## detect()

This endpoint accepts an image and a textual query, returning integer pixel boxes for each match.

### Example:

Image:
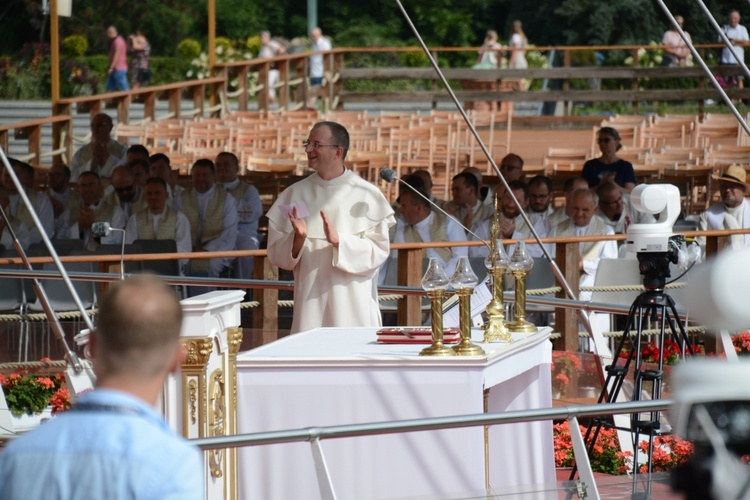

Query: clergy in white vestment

[698,165,750,252]
[104,166,146,220]
[125,177,192,273]
[550,188,618,302]
[65,171,126,251]
[267,121,395,334]
[3,159,54,246]
[528,175,555,234]
[149,154,182,210]
[472,180,541,258]
[392,185,468,277]
[216,152,263,279]
[69,113,127,182]
[445,172,494,234]
[596,182,655,236]
[547,177,589,232]
[177,159,238,279]
[46,164,82,239]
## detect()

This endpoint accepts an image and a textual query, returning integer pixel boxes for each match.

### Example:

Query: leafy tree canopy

[1,0,749,57]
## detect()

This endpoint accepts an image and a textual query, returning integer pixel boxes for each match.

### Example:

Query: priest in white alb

[267,122,395,334]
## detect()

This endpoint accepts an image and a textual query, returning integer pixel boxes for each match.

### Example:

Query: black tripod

[571,249,694,498]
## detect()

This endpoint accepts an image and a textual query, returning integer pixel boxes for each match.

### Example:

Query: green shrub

[178,38,202,59]
[245,35,261,58]
[62,35,88,57]
[402,50,429,68]
[215,36,233,56]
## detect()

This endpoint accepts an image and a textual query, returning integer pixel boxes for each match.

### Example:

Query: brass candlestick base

[452,287,485,356]
[420,289,456,356]
[483,268,511,343]
[505,269,538,333]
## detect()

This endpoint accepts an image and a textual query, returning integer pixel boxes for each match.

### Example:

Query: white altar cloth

[236,327,555,499]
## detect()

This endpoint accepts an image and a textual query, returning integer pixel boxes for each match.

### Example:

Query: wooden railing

[4,43,749,166]
[0,228,745,349]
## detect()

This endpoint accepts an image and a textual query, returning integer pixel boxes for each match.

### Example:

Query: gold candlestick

[420,258,455,356]
[450,256,485,356]
[420,289,456,356]
[483,194,511,343]
[506,241,538,333]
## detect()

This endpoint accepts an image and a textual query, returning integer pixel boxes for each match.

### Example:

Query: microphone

[89,222,127,280]
[379,167,491,251]
[91,221,114,237]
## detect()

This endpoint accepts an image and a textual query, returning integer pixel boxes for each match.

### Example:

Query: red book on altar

[376,327,461,344]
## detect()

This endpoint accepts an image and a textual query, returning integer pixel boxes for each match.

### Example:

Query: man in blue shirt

[0,276,204,500]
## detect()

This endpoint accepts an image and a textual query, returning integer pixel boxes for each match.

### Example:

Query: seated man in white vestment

[472,180,539,258]
[149,153,182,208]
[46,164,81,239]
[0,186,31,250]
[64,171,126,251]
[698,165,750,252]
[105,165,146,220]
[215,152,263,279]
[3,159,54,246]
[550,188,618,302]
[177,159,237,281]
[596,181,655,235]
[528,175,555,233]
[125,177,192,274]
[446,171,493,248]
[267,121,395,334]
[548,177,589,230]
[70,113,127,182]
[392,182,468,277]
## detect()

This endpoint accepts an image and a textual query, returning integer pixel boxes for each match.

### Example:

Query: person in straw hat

[699,165,750,251]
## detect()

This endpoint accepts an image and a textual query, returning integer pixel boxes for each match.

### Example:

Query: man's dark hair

[528,175,552,193]
[453,171,479,194]
[7,158,35,181]
[144,176,168,190]
[149,153,171,166]
[503,153,524,168]
[400,184,431,210]
[507,179,530,200]
[191,158,215,174]
[313,121,350,160]
[596,181,620,198]
[78,171,101,183]
[127,144,150,158]
[216,151,240,167]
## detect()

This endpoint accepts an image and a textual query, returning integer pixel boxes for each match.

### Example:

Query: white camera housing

[626,184,682,253]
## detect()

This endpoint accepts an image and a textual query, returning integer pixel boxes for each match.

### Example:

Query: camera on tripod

[626,184,684,289]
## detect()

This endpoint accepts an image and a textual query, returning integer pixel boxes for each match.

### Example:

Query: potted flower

[553,421,631,474]
[0,358,71,430]
[731,331,750,355]
[551,351,582,398]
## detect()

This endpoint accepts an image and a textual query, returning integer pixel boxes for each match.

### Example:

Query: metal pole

[0,150,95,334]
[393,0,594,335]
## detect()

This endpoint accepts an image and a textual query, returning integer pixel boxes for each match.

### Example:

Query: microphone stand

[393,0,594,337]
[0,149,94,384]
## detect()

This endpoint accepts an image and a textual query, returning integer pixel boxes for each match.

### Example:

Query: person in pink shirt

[106,26,130,91]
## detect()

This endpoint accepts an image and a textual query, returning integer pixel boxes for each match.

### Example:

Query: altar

[236,327,555,499]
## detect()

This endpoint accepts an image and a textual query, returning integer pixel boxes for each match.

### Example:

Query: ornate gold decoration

[483,194,511,343]
[208,368,226,478]
[188,379,198,424]
[182,337,213,367]
[227,327,243,355]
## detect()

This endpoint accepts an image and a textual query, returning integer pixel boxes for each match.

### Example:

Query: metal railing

[191,398,673,500]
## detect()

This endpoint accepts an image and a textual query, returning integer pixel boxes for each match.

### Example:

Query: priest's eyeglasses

[303,140,339,150]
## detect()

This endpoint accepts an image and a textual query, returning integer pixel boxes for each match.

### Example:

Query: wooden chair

[543,147,589,167]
